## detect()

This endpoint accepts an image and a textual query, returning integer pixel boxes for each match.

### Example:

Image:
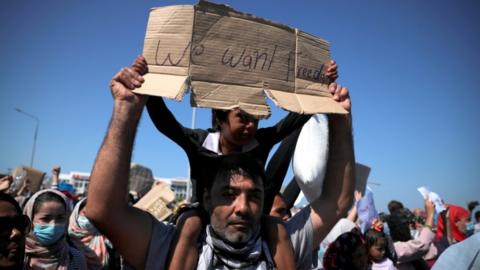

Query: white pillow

[292,114,329,203]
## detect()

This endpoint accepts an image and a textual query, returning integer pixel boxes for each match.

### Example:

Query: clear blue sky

[1,0,479,212]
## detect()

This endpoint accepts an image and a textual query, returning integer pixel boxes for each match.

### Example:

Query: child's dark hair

[32,191,66,218]
[211,109,229,131]
[365,228,397,264]
[365,228,386,250]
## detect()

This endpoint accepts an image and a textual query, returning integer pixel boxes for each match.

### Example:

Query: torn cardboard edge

[134,1,348,117]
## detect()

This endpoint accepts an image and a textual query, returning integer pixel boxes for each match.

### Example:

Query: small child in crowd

[365,219,397,270]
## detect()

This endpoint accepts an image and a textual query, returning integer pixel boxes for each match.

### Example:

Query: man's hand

[52,166,61,177]
[329,83,351,113]
[325,60,338,82]
[51,165,61,186]
[110,55,148,108]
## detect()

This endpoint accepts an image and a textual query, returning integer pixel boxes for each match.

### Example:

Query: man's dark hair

[388,200,404,214]
[204,153,266,193]
[0,192,22,215]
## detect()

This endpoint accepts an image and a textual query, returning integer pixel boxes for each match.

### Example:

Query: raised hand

[131,55,148,75]
[110,56,148,108]
[329,82,351,112]
[325,60,338,82]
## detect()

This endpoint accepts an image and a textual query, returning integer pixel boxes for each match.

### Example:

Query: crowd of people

[1,56,479,270]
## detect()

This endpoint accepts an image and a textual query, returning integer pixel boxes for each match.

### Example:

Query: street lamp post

[186,107,197,201]
[15,108,39,168]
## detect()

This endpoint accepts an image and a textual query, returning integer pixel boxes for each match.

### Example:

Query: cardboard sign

[355,163,371,195]
[134,181,175,221]
[134,1,347,117]
[11,166,45,193]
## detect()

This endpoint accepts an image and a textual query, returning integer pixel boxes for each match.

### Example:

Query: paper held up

[417,186,446,213]
[133,1,348,118]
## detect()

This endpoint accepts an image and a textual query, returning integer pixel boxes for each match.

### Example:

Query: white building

[155,177,189,202]
[59,171,90,196]
[58,171,189,201]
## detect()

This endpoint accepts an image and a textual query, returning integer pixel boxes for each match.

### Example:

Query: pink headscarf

[68,198,109,269]
[23,189,71,270]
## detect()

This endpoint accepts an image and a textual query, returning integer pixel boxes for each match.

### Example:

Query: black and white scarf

[197,225,275,269]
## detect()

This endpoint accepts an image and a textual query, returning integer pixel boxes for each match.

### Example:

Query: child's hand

[325,60,338,82]
[131,55,148,75]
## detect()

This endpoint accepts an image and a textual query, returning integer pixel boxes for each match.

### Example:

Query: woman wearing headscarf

[23,189,86,269]
[435,204,470,244]
[68,198,113,270]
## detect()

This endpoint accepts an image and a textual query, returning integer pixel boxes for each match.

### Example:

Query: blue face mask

[466,222,475,232]
[33,223,65,245]
[77,215,97,232]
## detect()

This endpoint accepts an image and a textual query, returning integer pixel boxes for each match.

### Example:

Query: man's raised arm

[309,83,355,249]
[84,56,153,269]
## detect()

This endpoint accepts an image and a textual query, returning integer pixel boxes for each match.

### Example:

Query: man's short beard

[210,221,253,246]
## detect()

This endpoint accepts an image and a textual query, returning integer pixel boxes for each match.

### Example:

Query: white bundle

[292,114,329,203]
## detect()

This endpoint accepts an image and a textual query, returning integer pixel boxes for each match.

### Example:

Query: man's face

[206,173,264,245]
[0,201,28,269]
[270,195,290,222]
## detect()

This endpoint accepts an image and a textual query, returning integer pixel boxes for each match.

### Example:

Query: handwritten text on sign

[152,41,330,84]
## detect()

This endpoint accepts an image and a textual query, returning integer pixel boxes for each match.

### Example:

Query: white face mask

[410,229,418,239]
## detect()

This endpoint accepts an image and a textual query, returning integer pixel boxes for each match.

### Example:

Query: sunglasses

[0,215,31,236]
